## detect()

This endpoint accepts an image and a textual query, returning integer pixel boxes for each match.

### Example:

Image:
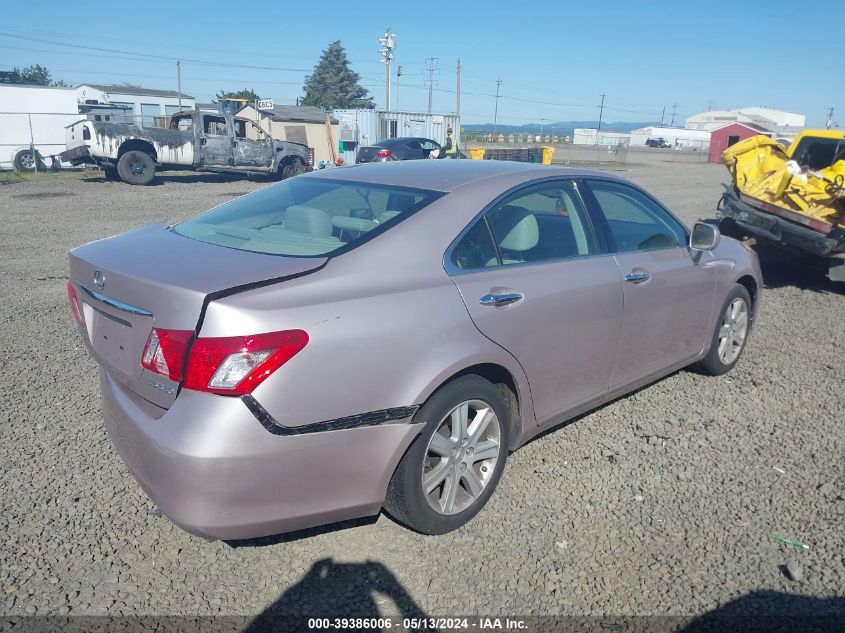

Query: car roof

[300,159,622,193]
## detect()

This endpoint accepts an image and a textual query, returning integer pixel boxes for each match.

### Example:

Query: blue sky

[1,0,842,127]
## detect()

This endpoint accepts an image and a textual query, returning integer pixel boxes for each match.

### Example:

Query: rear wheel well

[431,363,523,450]
[118,140,157,163]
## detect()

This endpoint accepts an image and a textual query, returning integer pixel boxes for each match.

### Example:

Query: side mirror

[690,222,721,251]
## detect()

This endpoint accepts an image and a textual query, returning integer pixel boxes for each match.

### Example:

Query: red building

[708,122,772,163]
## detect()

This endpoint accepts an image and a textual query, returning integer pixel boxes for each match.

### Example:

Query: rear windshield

[174,178,442,257]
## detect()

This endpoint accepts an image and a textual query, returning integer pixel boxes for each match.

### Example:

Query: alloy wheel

[422,399,501,515]
[717,297,748,365]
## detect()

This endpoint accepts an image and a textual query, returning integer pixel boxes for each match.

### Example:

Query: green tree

[302,41,374,110]
[215,88,260,103]
[11,64,65,86]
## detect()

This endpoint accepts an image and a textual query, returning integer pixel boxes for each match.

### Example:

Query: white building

[75,84,195,127]
[628,126,712,149]
[685,107,805,133]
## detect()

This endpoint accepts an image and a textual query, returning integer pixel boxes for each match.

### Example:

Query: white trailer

[0,84,82,171]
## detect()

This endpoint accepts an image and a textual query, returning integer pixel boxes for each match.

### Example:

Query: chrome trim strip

[78,284,153,316]
[242,396,418,436]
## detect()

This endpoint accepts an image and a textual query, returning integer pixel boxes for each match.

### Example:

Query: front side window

[174,179,441,257]
[450,180,595,270]
[586,180,687,253]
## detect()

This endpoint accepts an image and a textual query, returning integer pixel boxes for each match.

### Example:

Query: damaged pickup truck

[719,130,845,282]
[61,110,312,185]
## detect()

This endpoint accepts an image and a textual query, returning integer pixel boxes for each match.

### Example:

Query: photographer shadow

[680,590,845,633]
[245,558,435,633]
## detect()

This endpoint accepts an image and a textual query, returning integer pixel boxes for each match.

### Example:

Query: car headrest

[490,205,539,252]
[285,205,332,236]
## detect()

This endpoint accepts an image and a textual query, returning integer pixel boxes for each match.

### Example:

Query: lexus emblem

[93,270,106,289]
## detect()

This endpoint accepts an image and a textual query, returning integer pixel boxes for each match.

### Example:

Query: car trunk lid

[69,222,326,408]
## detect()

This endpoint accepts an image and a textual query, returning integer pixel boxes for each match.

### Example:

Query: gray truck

[62,109,312,185]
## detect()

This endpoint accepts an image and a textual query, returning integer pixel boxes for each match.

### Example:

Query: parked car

[67,161,761,540]
[356,136,465,163]
[61,110,311,185]
[645,137,671,148]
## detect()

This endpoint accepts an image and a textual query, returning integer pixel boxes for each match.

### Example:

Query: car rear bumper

[100,371,422,540]
[719,190,845,257]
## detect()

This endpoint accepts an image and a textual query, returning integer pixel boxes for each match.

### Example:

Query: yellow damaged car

[718,130,845,281]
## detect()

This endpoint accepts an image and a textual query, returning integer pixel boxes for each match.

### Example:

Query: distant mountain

[462,121,661,136]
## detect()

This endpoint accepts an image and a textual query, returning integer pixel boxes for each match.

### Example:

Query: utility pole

[176,60,182,109]
[456,59,462,117]
[456,59,462,147]
[827,107,835,129]
[670,102,678,127]
[597,92,606,132]
[378,29,396,111]
[396,65,403,111]
[493,77,502,139]
[660,106,666,126]
[705,100,714,112]
[425,57,438,114]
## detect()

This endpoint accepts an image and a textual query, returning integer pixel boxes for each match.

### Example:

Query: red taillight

[141,328,193,381]
[183,330,308,396]
[807,218,833,233]
[66,279,83,325]
[375,149,393,158]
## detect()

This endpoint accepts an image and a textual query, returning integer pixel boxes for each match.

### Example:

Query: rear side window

[586,180,687,253]
[174,178,441,257]
[451,180,595,270]
[451,220,498,269]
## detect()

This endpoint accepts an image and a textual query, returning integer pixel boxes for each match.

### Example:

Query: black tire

[280,157,307,180]
[116,150,156,185]
[13,149,44,173]
[695,284,753,376]
[384,375,510,534]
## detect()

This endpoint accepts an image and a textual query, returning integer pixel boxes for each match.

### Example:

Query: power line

[0,31,310,72]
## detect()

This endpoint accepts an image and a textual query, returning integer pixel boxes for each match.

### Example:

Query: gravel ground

[1,159,843,625]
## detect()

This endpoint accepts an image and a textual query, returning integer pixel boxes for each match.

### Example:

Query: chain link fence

[460,132,631,165]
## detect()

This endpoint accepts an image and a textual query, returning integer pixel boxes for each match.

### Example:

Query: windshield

[174,178,442,257]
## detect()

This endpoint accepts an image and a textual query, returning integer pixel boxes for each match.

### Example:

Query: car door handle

[479,292,524,307]
[624,271,651,284]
